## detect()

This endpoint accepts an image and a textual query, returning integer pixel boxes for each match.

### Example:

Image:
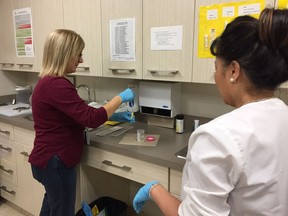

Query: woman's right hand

[118,88,134,103]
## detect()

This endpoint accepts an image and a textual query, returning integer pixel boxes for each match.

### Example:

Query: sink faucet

[76,84,91,103]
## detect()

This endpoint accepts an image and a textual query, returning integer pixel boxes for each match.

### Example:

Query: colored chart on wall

[277,0,288,8]
[198,0,265,58]
[13,7,34,57]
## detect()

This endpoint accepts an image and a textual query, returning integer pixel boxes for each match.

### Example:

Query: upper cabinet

[63,0,102,77]
[1,0,102,75]
[32,0,64,72]
[142,0,195,82]
[101,0,143,79]
[0,0,36,72]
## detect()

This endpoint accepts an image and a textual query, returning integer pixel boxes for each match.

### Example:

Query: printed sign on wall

[13,7,34,57]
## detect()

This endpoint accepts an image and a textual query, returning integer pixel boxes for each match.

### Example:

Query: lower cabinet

[1,124,184,216]
[80,146,183,216]
[82,146,169,188]
[169,169,182,199]
[81,146,170,216]
[0,122,17,205]
[14,126,45,216]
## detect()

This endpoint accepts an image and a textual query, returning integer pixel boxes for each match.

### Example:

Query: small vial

[176,114,184,134]
[137,129,145,142]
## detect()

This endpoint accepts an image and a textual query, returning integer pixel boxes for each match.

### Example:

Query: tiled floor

[0,198,30,216]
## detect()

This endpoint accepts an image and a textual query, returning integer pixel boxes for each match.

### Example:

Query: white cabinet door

[143,0,194,82]
[0,0,36,72]
[101,0,143,79]
[169,169,182,198]
[63,0,103,77]
[32,0,64,72]
[0,0,15,70]
[83,146,169,188]
[15,143,34,214]
[14,126,45,215]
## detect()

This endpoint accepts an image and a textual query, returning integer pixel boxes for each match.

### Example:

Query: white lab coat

[179,98,288,216]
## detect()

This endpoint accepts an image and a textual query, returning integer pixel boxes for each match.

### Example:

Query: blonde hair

[39,29,85,78]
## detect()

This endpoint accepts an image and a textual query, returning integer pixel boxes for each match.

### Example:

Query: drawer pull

[109,68,135,74]
[16,63,33,67]
[0,145,12,152]
[0,129,10,135]
[102,160,131,171]
[148,70,179,76]
[0,165,13,174]
[20,151,29,157]
[0,186,16,195]
[0,63,14,67]
[76,66,90,71]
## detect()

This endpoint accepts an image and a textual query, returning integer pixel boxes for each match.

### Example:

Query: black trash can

[75,196,127,216]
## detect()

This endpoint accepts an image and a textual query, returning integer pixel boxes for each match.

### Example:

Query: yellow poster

[198,0,265,58]
[277,0,288,8]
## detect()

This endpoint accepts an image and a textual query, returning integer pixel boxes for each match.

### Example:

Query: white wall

[0,70,28,96]
[2,71,288,119]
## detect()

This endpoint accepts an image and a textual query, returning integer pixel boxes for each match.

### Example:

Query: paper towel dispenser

[139,81,181,117]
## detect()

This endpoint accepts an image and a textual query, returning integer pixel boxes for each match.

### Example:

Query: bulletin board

[198,0,266,58]
[277,0,288,8]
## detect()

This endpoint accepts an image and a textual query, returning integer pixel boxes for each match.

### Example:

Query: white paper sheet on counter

[0,103,32,117]
[119,133,160,146]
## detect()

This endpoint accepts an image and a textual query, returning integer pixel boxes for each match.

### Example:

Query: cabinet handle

[20,151,29,157]
[109,68,135,74]
[0,144,12,152]
[102,160,131,171]
[0,129,10,135]
[0,63,14,66]
[0,186,16,195]
[76,66,90,71]
[16,63,33,67]
[0,165,14,174]
[148,70,179,76]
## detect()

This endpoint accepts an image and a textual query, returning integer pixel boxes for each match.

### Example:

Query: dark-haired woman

[133,8,288,216]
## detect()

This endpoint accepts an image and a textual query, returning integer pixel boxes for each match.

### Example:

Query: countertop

[86,121,189,171]
[0,111,211,171]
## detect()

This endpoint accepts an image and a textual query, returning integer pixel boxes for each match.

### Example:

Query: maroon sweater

[29,76,107,168]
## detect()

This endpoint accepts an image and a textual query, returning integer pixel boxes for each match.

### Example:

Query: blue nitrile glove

[118,88,134,103]
[81,201,92,216]
[133,180,160,214]
[110,111,135,123]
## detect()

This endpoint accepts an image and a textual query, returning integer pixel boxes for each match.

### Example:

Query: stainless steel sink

[175,145,188,160]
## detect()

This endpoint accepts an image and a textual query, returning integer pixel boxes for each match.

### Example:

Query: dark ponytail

[211,8,288,90]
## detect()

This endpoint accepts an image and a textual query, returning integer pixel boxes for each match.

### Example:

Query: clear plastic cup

[137,129,145,142]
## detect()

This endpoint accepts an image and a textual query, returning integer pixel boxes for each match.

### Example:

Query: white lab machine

[139,81,181,118]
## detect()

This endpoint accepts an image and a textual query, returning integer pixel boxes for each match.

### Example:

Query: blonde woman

[29,29,134,216]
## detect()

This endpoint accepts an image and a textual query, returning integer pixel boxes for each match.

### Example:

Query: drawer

[0,158,17,185]
[0,122,14,141]
[14,126,35,147]
[170,169,182,196]
[83,146,169,189]
[0,139,15,163]
[0,179,18,204]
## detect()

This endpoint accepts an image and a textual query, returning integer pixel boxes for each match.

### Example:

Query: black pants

[31,155,77,216]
